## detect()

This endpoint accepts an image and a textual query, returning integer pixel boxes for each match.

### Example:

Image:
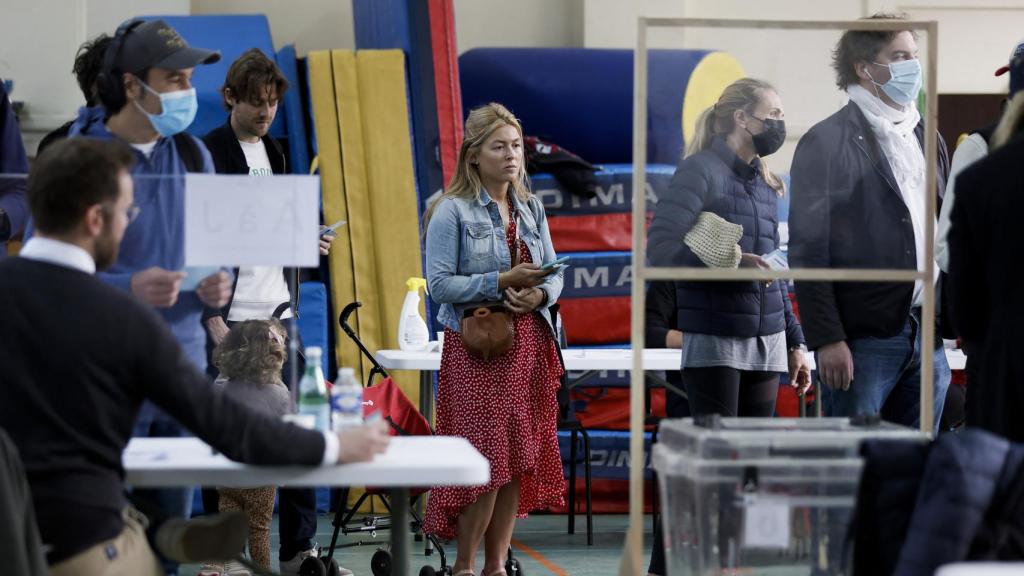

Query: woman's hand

[740,253,773,288]
[499,263,556,290]
[740,253,770,269]
[504,287,545,314]
[788,347,813,395]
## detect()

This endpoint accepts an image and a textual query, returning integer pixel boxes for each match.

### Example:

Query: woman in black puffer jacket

[647,77,810,419]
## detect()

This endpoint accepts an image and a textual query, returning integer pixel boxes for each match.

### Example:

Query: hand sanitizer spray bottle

[398,277,429,351]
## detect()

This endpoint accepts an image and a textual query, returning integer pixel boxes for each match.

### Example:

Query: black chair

[549,304,594,545]
[559,407,593,545]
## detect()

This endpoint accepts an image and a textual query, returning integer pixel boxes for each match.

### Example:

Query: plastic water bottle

[331,367,364,431]
[297,347,330,431]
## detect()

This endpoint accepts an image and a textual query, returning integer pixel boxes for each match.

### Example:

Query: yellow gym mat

[309,49,424,405]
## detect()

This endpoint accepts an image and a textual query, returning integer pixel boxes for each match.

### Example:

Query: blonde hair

[991,91,1024,150]
[686,78,786,196]
[423,102,532,227]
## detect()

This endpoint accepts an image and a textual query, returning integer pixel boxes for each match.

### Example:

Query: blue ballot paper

[180,266,221,291]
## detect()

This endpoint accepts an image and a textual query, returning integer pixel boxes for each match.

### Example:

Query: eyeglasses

[103,202,141,224]
[126,204,141,224]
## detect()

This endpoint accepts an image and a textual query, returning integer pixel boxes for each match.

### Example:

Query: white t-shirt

[228,139,293,321]
[131,140,158,159]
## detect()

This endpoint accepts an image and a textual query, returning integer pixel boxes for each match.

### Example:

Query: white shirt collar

[19,237,97,274]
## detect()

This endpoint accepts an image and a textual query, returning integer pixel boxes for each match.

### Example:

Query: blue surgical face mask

[134,80,198,137]
[868,59,922,106]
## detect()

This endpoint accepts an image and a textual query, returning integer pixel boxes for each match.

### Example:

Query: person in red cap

[947,52,1024,441]
[937,40,1024,274]
[934,43,1024,432]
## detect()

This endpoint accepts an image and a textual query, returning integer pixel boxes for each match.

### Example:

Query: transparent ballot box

[652,417,927,575]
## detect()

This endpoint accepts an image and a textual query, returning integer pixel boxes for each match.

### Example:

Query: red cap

[996,40,1024,76]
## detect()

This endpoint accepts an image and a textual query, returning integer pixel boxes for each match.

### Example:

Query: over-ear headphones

[95,18,145,112]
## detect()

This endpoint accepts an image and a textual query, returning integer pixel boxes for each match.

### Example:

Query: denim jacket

[425,190,563,333]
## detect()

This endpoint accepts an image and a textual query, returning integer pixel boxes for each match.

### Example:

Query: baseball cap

[115,19,220,74]
[994,38,1024,76]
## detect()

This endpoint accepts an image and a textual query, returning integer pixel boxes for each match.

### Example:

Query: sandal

[453,570,476,576]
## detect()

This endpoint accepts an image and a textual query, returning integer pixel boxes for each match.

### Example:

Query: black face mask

[746,117,786,157]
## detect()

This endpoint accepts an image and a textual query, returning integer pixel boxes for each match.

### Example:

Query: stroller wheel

[418,565,437,576]
[322,556,342,576]
[506,556,523,575]
[371,548,392,576]
[299,555,327,576]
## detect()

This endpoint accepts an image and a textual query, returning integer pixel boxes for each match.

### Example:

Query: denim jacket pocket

[464,222,495,262]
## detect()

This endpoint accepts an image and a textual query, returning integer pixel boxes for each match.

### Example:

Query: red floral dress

[423,198,566,540]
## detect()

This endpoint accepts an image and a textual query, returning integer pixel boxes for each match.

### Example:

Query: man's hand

[131,267,186,308]
[504,287,544,314]
[788,348,813,395]
[818,340,854,391]
[337,420,391,463]
[319,233,335,256]
[205,316,231,346]
[196,271,232,308]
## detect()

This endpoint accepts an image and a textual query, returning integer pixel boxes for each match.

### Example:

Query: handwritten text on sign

[185,174,320,267]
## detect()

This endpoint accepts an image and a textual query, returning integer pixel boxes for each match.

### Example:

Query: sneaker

[197,563,224,576]
[224,559,252,576]
[153,512,249,564]
[278,546,355,576]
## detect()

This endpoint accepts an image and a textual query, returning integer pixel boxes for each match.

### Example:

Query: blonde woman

[423,103,564,576]
[648,78,810,422]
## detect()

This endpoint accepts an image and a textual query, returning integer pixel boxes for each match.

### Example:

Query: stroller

[307,302,524,576]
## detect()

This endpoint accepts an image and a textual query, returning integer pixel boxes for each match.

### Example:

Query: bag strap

[173,133,204,173]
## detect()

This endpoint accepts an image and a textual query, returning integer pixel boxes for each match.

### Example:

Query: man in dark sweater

[202,48,336,575]
[0,138,390,575]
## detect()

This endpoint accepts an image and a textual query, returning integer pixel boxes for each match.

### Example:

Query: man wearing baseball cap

[49,18,233,575]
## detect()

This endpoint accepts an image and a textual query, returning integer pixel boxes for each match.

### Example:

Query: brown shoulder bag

[460,212,519,360]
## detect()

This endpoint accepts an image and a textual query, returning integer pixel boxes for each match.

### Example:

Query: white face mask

[867,59,923,106]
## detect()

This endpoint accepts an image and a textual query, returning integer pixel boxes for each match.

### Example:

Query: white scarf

[846,84,934,305]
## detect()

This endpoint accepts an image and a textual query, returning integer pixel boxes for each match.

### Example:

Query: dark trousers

[648,367,779,575]
[648,373,689,576]
[0,430,48,576]
[683,367,779,417]
[203,317,318,559]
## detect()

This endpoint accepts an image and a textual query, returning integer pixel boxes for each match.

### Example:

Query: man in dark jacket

[789,15,950,429]
[0,137,389,576]
[202,48,338,576]
[0,79,28,250]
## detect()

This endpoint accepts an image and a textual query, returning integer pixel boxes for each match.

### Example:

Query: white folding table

[378,347,966,420]
[376,347,685,421]
[123,435,489,575]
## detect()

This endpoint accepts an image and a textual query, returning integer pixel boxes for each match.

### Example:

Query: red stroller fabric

[361,376,432,495]
[362,376,433,438]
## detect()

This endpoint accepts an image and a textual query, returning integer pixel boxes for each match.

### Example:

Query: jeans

[820,309,950,433]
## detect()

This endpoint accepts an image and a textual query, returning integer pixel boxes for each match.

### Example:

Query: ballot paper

[185,174,320,267]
